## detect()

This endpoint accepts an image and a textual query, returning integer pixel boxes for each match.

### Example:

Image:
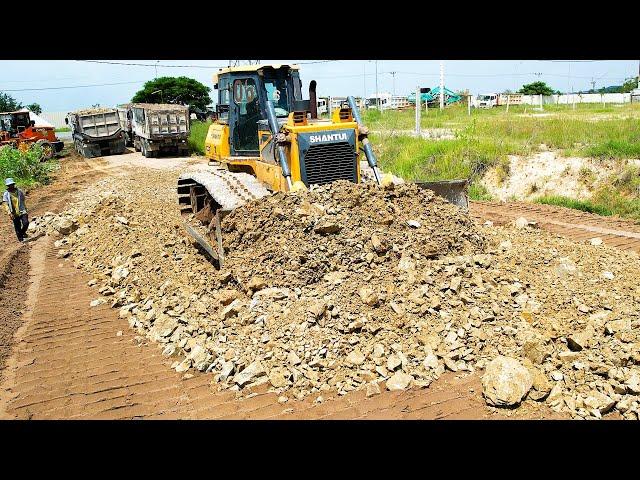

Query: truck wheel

[35,140,54,160]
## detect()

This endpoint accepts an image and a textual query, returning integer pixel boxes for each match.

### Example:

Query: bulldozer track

[470,201,640,254]
[208,168,261,204]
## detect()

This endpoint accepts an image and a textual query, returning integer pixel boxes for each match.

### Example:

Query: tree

[131,76,211,111]
[26,103,42,114]
[621,77,639,93]
[518,81,555,96]
[0,92,22,112]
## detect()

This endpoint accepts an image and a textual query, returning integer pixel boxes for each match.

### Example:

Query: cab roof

[212,64,299,84]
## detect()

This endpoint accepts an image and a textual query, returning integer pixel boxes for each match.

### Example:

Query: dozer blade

[183,222,219,264]
[413,179,469,210]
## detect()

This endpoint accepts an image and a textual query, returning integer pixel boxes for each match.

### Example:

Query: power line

[76,60,337,69]
[1,80,147,92]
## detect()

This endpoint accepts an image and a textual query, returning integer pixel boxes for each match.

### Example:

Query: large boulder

[482,356,533,407]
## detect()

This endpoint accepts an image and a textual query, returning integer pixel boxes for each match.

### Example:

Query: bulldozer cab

[215,65,304,156]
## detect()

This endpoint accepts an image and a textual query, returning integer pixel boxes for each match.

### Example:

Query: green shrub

[0,145,55,186]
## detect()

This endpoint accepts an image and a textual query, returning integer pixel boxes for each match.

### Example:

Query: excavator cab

[0,110,63,159]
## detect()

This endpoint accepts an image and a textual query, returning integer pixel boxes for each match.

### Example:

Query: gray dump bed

[131,103,189,139]
[70,108,122,139]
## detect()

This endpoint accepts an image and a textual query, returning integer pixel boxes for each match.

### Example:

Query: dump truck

[476,93,522,108]
[176,64,468,266]
[126,103,190,158]
[117,104,134,147]
[66,108,127,158]
[0,110,63,160]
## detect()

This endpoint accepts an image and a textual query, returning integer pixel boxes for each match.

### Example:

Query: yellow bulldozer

[177,63,468,265]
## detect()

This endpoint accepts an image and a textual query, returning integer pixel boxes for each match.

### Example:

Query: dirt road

[5,151,636,419]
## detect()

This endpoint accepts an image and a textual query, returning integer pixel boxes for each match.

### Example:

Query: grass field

[188,120,211,155]
[362,103,640,205]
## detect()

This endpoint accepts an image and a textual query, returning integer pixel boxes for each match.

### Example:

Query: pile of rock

[42,168,640,419]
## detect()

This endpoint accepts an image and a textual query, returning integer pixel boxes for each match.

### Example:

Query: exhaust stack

[309,80,318,119]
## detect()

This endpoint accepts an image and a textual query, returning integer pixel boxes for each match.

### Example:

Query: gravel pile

[32,168,640,418]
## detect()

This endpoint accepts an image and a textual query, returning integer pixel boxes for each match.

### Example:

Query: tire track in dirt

[0,235,565,419]
[471,201,640,254]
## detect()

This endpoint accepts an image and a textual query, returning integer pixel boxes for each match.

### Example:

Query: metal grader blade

[413,179,469,210]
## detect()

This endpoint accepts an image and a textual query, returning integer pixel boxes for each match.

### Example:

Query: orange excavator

[0,110,63,160]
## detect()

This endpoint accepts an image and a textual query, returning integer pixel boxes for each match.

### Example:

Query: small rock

[514,217,529,229]
[558,351,581,362]
[269,370,289,388]
[115,216,129,225]
[605,319,631,335]
[175,359,191,373]
[247,276,267,292]
[522,340,549,365]
[407,220,421,228]
[590,237,603,246]
[449,277,462,293]
[366,382,381,397]
[423,353,439,370]
[601,271,614,280]
[577,304,591,314]
[287,351,302,366]
[387,354,402,372]
[222,300,241,319]
[567,330,591,351]
[278,395,288,404]
[346,349,366,366]
[116,330,123,337]
[219,361,235,381]
[583,391,615,414]
[233,361,266,387]
[551,371,564,382]
[372,344,385,358]
[386,372,413,391]
[314,217,341,234]
[358,287,379,306]
[625,371,640,395]
[90,299,105,307]
[499,240,512,251]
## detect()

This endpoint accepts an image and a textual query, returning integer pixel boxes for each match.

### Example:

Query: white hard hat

[5,178,15,186]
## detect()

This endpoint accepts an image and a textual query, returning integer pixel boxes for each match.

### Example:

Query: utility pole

[415,86,421,135]
[363,62,366,99]
[155,60,159,79]
[375,60,380,111]
[439,61,445,110]
[591,78,596,93]
[390,72,396,96]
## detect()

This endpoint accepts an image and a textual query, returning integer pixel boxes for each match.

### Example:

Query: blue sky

[0,60,637,112]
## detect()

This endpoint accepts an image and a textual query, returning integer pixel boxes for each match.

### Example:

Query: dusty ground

[2,148,639,419]
[0,236,564,419]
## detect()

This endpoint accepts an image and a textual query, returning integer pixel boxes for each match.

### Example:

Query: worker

[3,178,30,242]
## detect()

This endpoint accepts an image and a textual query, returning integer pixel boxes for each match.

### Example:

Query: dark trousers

[12,214,29,241]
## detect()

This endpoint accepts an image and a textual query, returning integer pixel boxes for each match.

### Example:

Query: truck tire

[35,139,54,161]
[143,141,155,158]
